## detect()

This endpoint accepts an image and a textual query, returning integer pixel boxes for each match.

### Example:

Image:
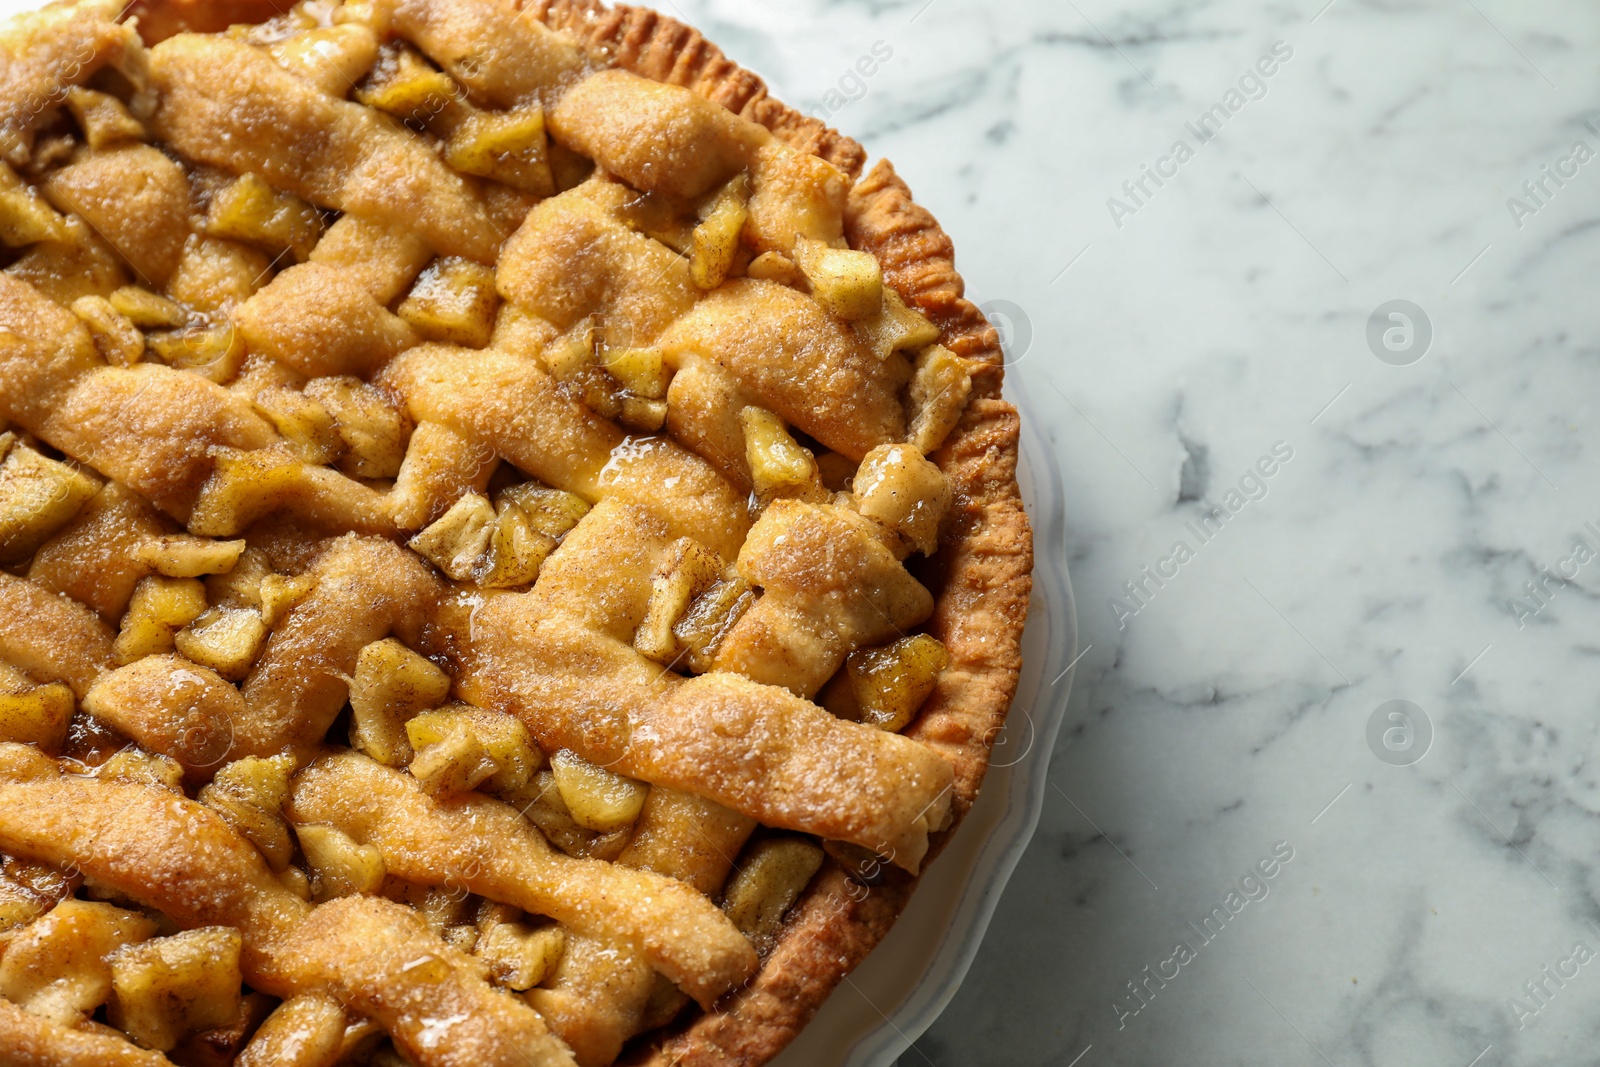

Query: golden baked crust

[530,0,868,182]
[490,5,1033,1063]
[626,403,1030,1067]
[0,0,1033,1063]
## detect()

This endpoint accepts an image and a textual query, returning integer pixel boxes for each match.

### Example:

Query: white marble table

[670,0,1600,1063]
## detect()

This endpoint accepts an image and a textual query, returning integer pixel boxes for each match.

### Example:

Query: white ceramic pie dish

[772,381,1076,1067]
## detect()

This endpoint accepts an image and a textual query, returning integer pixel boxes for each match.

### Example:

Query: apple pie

[0,0,1032,1063]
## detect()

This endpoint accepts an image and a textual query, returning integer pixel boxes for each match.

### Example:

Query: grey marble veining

[668,0,1600,1064]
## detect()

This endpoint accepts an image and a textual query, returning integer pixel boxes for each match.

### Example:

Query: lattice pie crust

[0,0,1032,1064]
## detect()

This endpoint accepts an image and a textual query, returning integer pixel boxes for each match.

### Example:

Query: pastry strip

[84,536,444,766]
[0,0,139,160]
[148,34,502,262]
[287,749,756,1008]
[388,0,587,106]
[0,996,174,1067]
[657,280,910,461]
[0,769,575,1067]
[382,344,749,560]
[447,500,954,870]
[0,572,115,699]
[528,787,755,1066]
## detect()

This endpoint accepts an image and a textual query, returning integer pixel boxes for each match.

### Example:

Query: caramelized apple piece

[0,438,101,564]
[0,679,72,752]
[303,375,412,479]
[792,234,883,321]
[235,993,346,1067]
[0,898,157,1026]
[406,703,542,798]
[672,573,756,675]
[740,407,824,505]
[134,535,247,578]
[634,537,725,666]
[205,546,273,610]
[549,749,649,833]
[476,501,555,589]
[601,347,670,401]
[199,754,297,871]
[114,576,207,664]
[847,633,950,733]
[720,837,824,945]
[851,442,951,555]
[174,605,268,682]
[347,637,452,767]
[443,105,554,198]
[498,483,590,539]
[296,823,386,901]
[509,769,600,858]
[690,173,750,291]
[108,927,244,1052]
[205,173,327,263]
[108,286,186,329]
[854,285,941,362]
[0,853,81,935]
[408,492,495,581]
[475,916,564,992]
[71,296,144,367]
[252,386,344,466]
[144,322,249,385]
[397,257,499,348]
[356,39,461,123]
[905,348,972,452]
[745,250,802,287]
[257,573,317,627]
[0,160,67,247]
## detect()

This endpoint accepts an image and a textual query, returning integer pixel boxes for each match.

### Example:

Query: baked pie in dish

[0,0,1032,1063]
